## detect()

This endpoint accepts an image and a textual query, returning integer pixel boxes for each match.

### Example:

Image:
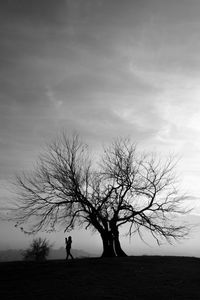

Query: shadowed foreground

[1,256,200,299]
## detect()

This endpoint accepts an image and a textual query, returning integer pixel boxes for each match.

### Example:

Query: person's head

[68,236,72,241]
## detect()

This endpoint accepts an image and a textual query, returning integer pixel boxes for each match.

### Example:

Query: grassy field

[1,256,200,299]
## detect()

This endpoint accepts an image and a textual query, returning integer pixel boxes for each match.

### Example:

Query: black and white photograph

[0,1,200,299]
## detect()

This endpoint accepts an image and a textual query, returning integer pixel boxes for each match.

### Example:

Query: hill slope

[1,256,200,299]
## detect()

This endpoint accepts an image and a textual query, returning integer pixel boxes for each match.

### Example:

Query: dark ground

[0,256,200,299]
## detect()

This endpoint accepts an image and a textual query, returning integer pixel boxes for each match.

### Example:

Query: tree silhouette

[13,134,190,257]
[22,237,51,261]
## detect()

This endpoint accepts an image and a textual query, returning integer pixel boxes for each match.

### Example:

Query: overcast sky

[0,0,200,256]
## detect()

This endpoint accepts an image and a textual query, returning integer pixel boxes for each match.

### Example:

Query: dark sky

[0,0,200,254]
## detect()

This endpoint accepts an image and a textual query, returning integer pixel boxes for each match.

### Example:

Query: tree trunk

[100,231,116,257]
[113,231,127,257]
[111,223,127,257]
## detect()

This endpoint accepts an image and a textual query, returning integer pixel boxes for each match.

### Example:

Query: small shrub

[23,237,51,262]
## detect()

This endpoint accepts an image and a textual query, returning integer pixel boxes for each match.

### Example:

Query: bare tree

[12,134,190,257]
[22,237,51,261]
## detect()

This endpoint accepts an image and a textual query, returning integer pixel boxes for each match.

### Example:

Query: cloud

[1,0,200,254]
[0,0,200,177]
[0,0,68,26]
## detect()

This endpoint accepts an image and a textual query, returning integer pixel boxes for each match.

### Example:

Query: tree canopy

[13,134,190,257]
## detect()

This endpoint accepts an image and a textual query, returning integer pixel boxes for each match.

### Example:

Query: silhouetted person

[65,236,74,260]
